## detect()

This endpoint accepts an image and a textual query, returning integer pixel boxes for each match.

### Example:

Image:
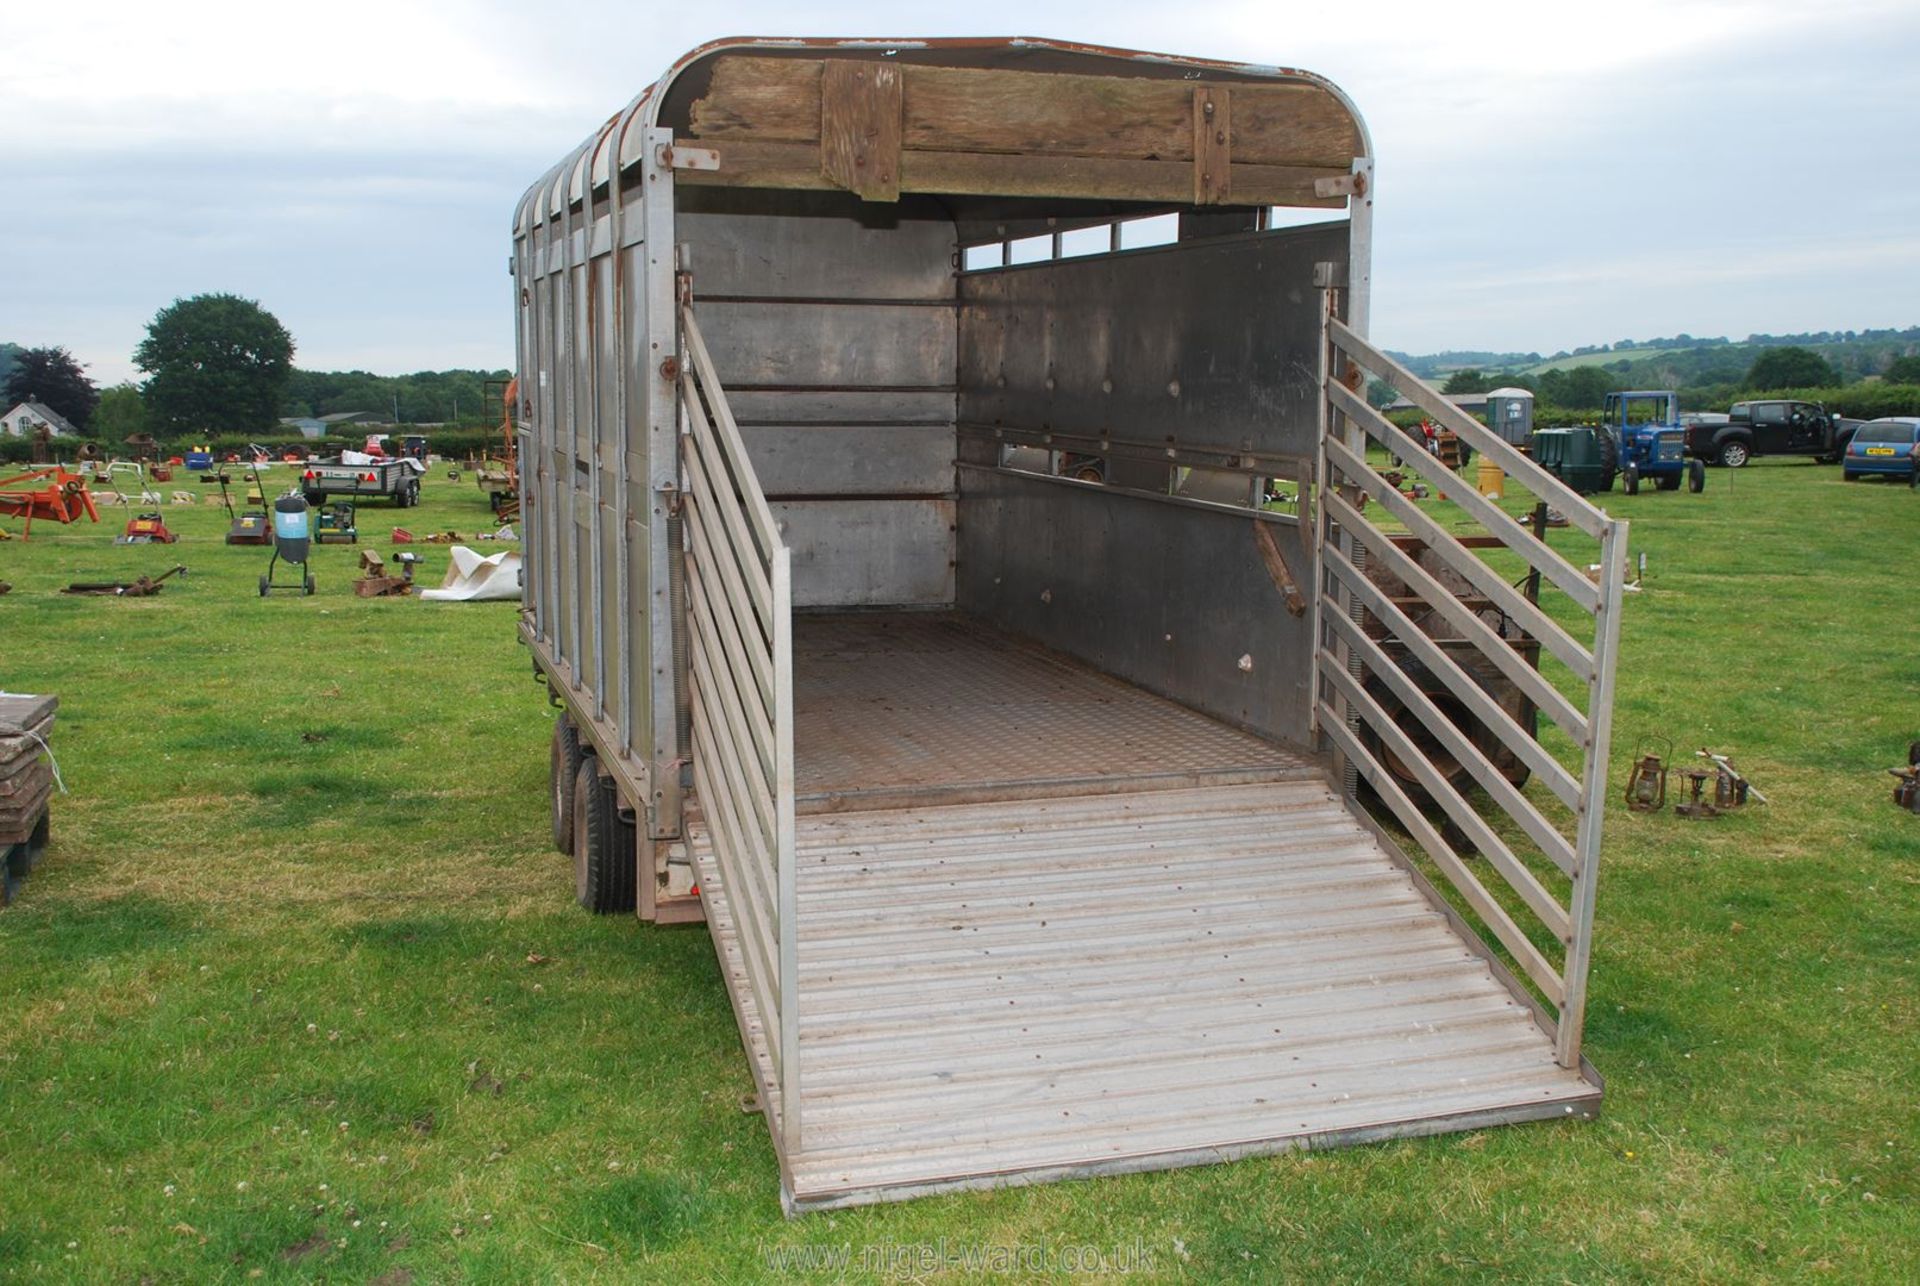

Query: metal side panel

[775,499,955,608]
[678,189,958,299]
[957,223,1347,460]
[728,389,958,426]
[698,300,955,390]
[956,467,1313,747]
[746,425,955,496]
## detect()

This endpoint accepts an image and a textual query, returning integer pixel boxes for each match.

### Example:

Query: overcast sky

[5,0,1917,383]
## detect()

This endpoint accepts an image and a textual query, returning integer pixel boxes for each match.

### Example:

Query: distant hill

[1392,327,1920,390]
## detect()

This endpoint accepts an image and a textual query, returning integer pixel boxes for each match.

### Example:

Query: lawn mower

[115,511,179,545]
[227,510,271,546]
[315,502,358,545]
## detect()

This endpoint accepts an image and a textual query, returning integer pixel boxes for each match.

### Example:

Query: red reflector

[304,470,315,479]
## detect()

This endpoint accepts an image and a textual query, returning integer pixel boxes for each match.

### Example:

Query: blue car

[1842,417,1920,485]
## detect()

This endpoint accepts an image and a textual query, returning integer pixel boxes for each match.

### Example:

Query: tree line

[1372,346,1920,413]
[4,295,510,455]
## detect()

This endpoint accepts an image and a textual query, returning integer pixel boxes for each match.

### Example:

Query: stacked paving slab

[0,693,56,906]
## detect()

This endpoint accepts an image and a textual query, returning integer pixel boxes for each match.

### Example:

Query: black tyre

[1596,428,1620,493]
[1843,469,1858,481]
[550,715,584,854]
[259,574,270,597]
[1360,671,1475,801]
[1688,459,1706,493]
[572,759,636,915]
[304,489,325,507]
[304,574,316,596]
[1719,440,1750,468]
[1623,463,1640,495]
[1357,650,1533,799]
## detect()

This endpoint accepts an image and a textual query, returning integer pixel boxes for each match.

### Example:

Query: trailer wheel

[1688,459,1706,493]
[573,760,636,914]
[550,715,585,853]
[1360,669,1475,798]
[1358,652,1533,807]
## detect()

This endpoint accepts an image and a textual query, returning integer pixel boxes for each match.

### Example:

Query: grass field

[1507,348,1673,378]
[1,459,1916,1282]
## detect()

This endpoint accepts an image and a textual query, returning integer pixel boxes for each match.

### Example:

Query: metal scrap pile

[0,694,58,906]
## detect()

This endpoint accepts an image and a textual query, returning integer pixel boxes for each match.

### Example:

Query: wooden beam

[903,63,1192,160]
[1193,86,1231,205]
[674,137,1345,207]
[689,55,821,144]
[819,60,903,202]
[1252,519,1306,617]
[686,55,1363,172]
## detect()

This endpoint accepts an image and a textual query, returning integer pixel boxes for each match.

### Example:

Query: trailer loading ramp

[687,614,1600,1211]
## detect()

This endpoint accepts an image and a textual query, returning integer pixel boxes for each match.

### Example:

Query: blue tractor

[1604,391,1706,494]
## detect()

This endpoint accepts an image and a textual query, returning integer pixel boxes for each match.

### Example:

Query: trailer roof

[518,37,1370,232]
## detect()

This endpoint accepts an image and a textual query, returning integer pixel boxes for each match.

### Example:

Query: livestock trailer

[512,37,1629,1212]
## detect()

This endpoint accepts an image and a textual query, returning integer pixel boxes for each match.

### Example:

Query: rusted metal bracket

[820,60,903,201]
[1313,172,1363,199]
[1253,521,1307,617]
[658,143,720,171]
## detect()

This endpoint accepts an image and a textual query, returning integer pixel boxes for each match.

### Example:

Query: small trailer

[513,37,1629,1212]
[299,456,425,508]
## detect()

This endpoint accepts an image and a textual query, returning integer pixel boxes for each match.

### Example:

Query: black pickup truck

[1685,399,1859,467]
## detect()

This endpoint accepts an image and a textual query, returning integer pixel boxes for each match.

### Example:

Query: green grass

[2,460,1918,1282]
[1507,347,1674,377]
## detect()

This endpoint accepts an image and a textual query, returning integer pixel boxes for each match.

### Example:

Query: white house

[1,401,79,438]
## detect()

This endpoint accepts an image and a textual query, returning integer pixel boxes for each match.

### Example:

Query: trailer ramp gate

[676,301,1618,1212]
[1314,308,1626,1074]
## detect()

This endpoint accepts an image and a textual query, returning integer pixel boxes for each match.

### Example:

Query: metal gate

[1313,304,1627,1070]
[678,301,800,1148]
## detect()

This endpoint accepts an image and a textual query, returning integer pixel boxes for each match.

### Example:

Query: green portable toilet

[1485,387,1534,447]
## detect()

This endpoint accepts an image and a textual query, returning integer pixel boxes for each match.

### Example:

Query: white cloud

[3,0,1918,372]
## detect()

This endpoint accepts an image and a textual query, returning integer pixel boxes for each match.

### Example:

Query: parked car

[1685,399,1858,467]
[1842,417,1920,485]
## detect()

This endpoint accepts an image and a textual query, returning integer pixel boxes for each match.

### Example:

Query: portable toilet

[1486,387,1535,446]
